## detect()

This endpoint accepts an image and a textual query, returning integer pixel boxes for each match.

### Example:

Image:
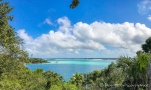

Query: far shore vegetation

[0,0,151,90]
[28,58,48,64]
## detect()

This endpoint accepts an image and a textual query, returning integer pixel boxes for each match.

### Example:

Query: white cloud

[148,15,151,21]
[137,0,151,14]
[44,19,53,25]
[17,17,151,58]
[57,16,71,34]
[17,29,33,42]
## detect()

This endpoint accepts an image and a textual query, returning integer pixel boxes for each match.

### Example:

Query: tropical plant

[142,37,151,53]
[116,54,150,90]
[69,72,84,89]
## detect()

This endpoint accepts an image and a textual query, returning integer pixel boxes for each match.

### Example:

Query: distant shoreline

[44,58,119,60]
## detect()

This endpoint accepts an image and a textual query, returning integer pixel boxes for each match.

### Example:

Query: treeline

[28,58,48,64]
[70,52,151,90]
[0,0,151,90]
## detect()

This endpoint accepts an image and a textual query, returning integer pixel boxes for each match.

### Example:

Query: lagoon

[26,59,116,81]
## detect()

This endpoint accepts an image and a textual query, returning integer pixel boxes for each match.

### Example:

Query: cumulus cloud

[148,15,151,21]
[44,19,53,25]
[57,16,72,34]
[137,0,151,14]
[17,30,33,42]
[17,17,151,58]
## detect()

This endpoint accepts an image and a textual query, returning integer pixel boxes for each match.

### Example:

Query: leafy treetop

[70,0,80,9]
[142,37,151,53]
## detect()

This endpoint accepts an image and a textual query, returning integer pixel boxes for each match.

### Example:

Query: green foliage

[81,54,150,90]
[50,83,77,90]
[69,72,84,87]
[70,0,80,9]
[117,54,150,90]
[0,0,25,57]
[43,70,64,90]
[137,52,151,70]
[0,80,21,90]
[62,83,77,90]
[50,85,62,90]
[142,37,151,53]
[28,58,48,64]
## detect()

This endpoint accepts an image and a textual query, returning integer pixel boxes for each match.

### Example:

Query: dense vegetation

[77,53,151,90]
[0,0,151,90]
[28,58,48,64]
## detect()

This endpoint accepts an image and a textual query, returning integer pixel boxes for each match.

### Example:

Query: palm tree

[117,54,150,90]
[70,72,84,88]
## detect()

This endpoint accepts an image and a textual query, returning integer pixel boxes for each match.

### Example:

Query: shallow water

[26,59,116,81]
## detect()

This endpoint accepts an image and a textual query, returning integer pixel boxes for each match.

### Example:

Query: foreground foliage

[70,53,150,90]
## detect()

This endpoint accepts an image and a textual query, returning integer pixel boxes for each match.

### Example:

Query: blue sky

[8,0,151,58]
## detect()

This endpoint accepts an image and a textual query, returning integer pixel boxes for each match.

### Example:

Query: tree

[142,36,151,90]
[43,71,64,90]
[142,37,151,53]
[0,0,29,63]
[70,0,80,9]
[100,62,124,90]
[0,0,25,56]
[114,55,149,90]
[0,1,31,89]
[69,72,84,89]
[70,0,151,9]
[0,0,27,79]
[0,0,29,78]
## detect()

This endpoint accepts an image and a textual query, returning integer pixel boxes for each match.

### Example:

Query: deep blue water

[26,59,116,81]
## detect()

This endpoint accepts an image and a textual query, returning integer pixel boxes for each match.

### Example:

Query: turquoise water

[26,59,115,81]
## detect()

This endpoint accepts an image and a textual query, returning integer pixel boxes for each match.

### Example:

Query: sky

[7,0,151,58]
